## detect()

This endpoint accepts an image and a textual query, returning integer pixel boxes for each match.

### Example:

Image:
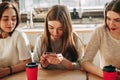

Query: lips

[53,35,59,38]
[110,28,116,31]
[53,37,59,39]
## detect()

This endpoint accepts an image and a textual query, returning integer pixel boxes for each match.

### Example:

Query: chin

[53,38,60,41]
[6,30,12,33]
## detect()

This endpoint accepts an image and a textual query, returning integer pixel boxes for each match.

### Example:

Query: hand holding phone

[45,53,64,64]
[40,54,49,68]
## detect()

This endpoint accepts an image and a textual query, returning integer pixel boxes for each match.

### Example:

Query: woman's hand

[40,55,49,68]
[46,53,63,65]
[0,67,10,78]
[116,71,120,80]
[116,75,120,80]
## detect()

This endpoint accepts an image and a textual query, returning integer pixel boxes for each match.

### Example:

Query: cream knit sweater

[82,25,120,68]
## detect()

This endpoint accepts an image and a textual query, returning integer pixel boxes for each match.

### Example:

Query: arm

[14,31,32,73]
[51,32,82,70]
[0,31,32,78]
[11,59,31,73]
[81,27,103,77]
[60,58,79,70]
[33,35,43,63]
[0,59,31,78]
[32,35,50,68]
[40,55,50,68]
[82,61,103,77]
[45,54,80,70]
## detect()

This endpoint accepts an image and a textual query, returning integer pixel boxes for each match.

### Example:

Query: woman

[33,5,84,70]
[81,0,120,78]
[0,2,31,78]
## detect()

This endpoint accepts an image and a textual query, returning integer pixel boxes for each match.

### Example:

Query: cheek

[116,23,120,28]
[106,20,110,26]
[48,29,52,34]
[59,31,63,36]
[0,22,5,29]
[13,21,17,25]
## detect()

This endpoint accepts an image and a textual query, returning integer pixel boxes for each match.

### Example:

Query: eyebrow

[114,18,120,20]
[48,24,54,27]
[107,16,120,20]
[2,15,16,18]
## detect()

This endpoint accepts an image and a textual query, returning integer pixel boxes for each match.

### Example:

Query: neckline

[51,38,62,53]
[107,29,120,42]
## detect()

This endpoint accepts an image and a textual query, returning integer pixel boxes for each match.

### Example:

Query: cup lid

[103,65,116,72]
[26,62,38,68]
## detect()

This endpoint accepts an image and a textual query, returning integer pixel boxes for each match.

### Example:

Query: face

[106,11,120,34]
[48,20,63,41]
[0,8,17,33]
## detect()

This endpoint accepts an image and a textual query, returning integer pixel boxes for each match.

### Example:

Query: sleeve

[81,27,101,63]
[72,32,84,69]
[16,31,31,60]
[32,35,42,63]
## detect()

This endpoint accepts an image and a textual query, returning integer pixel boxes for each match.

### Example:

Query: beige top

[82,25,120,68]
[33,32,84,69]
[0,29,31,68]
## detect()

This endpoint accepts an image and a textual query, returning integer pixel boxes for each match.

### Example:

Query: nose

[109,20,115,26]
[53,29,58,35]
[7,20,14,25]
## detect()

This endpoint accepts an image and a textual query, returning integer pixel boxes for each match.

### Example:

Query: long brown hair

[41,5,78,61]
[0,1,20,36]
[104,0,120,30]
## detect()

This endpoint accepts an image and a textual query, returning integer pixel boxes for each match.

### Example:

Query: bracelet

[8,66,12,75]
[72,62,80,69]
[86,72,89,80]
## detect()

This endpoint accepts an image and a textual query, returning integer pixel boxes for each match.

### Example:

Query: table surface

[1,69,103,80]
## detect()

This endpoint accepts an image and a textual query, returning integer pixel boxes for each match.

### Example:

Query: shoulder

[95,24,107,32]
[72,32,80,41]
[94,24,107,35]
[36,33,43,39]
[13,29,26,37]
[90,24,110,42]
[12,29,28,41]
[73,32,79,38]
[73,32,82,44]
[35,33,44,42]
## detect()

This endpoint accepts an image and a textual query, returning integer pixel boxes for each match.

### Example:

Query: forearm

[61,58,79,70]
[82,61,103,78]
[11,58,32,73]
[0,67,10,78]
[0,59,32,78]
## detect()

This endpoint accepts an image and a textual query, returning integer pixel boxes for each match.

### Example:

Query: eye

[114,18,120,22]
[107,17,111,21]
[58,27,63,31]
[12,18,16,21]
[48,25,54,29]
[12,16,17,21]
[3,19,8,21]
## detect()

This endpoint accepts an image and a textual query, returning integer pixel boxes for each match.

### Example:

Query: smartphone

[45,52,56,56]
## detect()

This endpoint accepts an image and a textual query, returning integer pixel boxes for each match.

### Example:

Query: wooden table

[1,69,103,80]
